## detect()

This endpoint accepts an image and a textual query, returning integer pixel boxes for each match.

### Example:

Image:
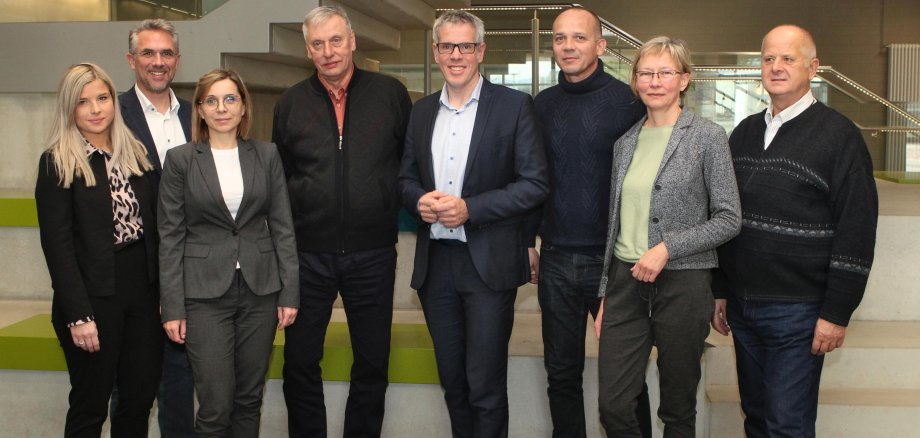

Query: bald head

[762,25,816,61]
[552,7,606,83]
[555,7,602,39]
[760,24,820,113]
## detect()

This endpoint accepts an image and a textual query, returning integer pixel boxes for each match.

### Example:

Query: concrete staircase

[1,1,919,436]
[703,181,920,437]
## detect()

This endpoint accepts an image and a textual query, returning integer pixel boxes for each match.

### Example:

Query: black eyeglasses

[436,42,479,55]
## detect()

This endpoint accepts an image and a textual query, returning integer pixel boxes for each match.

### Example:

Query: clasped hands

[418,190,469,228]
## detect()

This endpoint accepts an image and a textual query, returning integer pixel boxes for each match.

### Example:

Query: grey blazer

[599,109,741,295]
[158,139,299,321]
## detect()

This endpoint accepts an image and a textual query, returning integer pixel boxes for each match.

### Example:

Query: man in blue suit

[119,18,194,437]
[398,10,548,438]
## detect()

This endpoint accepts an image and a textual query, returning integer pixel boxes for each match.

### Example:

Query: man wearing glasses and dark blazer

[398,10,548,438]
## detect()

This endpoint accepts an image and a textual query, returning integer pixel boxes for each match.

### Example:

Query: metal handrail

[694,65,920,127]
[442,3,641,49]
[441,4,920,131]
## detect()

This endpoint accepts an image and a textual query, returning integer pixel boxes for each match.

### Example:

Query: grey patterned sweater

[713,102,878,326]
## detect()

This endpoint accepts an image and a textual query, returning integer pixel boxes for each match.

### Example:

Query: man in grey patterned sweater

[712,25,878,438]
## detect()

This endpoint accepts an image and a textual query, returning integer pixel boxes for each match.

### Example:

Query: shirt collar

[765,90,816,125]
[134,85,180,115]
[438,74,484,111]
[318,63,355,101]
[82,138,110,158]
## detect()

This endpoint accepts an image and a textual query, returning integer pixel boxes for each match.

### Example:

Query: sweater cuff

[819,277,867,327]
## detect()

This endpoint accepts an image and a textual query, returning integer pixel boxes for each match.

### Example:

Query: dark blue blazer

[398,79,549,291]
[120,86,193,187]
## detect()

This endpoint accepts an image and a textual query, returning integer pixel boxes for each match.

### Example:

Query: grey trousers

[598,259,713,438]
[185,270,278,438]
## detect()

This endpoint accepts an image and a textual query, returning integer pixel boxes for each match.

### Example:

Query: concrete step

[705,320,920,389]
[708,400,920,437]
[704,319,920,437]
[708,385,920,407]
[4,216,916,319]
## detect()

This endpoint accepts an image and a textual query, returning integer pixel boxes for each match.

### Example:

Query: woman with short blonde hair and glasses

[158,68,299,437]
[36,62,163,436]
[594,37,741,437]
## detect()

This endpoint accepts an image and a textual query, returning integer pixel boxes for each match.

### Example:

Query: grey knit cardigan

[598,109,741,296]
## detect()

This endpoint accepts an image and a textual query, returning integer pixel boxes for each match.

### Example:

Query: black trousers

[53,240,164,438]
[283,246,397,438]
[598,260,713,438]
[419,240,517,438]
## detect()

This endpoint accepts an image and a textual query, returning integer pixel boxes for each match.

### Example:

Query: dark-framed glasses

[200,94,241,110]
[436,42,479,55]
[636,70,682,83]
[136,49,177,60]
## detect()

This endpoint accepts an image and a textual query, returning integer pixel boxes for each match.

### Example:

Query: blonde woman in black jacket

[36,62,163,437]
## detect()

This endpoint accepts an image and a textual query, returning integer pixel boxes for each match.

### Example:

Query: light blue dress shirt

[429,75,484,241]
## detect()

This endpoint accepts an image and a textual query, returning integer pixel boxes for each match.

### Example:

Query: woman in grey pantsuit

[593,37,741,437]
[158,68,299,437]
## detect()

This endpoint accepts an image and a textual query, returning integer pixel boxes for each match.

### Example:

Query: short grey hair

[128,19,178,54]
[432,10,485,44]
[303,5,352,40]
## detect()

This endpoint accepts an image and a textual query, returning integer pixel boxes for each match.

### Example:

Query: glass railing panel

[112,0,228,20]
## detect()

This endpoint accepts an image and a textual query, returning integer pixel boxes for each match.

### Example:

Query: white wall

[0,0,319,93]
[0,0,108,22]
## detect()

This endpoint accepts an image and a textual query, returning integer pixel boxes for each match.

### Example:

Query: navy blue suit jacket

[398,79,549,291]
[120,86,193,187]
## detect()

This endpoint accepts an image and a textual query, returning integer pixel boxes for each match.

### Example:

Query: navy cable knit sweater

[713,102,878,326]
[528,61,645,248]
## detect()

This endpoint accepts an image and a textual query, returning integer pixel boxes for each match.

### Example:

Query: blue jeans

[539,245,651,438]
[727,296,825,438]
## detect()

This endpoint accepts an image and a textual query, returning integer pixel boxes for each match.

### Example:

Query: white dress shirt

[764,90,816,149]
[134,86,187,165]
[429,75,484,242]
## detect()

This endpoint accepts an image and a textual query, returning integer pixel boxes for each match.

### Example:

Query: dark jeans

[185,270,278,438]
[598,259,712,438]
[53,240,163,438]
[419,240,516,438]
[538,245,651,438]
[283,247,397,438]
[727,296,824,438]
[157,340,195,437]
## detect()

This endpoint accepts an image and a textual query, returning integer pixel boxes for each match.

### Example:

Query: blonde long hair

[46,63,152,187]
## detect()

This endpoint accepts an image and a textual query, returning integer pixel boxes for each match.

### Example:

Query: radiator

[887,44,920,172]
